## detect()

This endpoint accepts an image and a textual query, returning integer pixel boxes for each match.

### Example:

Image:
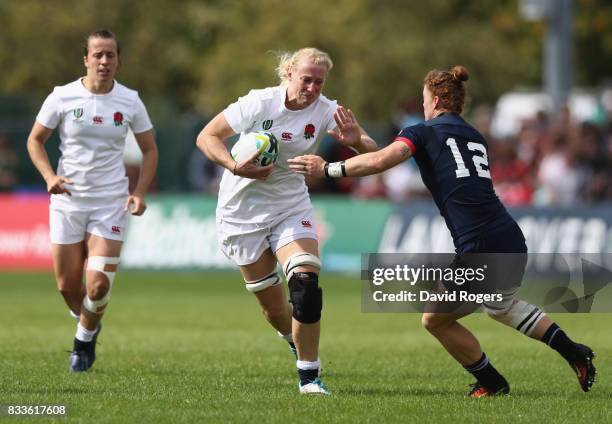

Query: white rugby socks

[75,323,96,342]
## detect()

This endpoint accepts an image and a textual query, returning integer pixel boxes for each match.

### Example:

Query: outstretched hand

[233,150,274,180]
[287,155,326,178]
[328,106,361,149]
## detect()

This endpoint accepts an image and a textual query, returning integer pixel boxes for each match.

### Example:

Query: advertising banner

[0,194,52,270]
[379,202,612,256]
[2,195,610,273]
[121,196,391,271]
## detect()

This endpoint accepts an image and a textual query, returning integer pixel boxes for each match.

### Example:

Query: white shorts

[217,208,318,266]
[50,199,129,244]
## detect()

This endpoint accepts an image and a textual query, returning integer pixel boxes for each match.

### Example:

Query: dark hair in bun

[451,65,469,82]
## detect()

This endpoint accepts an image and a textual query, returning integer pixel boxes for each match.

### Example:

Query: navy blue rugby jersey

[395,112,515,247]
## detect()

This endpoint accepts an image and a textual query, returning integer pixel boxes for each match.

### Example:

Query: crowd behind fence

[1,98,611,207]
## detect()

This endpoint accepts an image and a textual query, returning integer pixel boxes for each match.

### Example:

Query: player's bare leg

[241,249,292,337]
[422,312,509,397]
[69,234,121,372]
[421,312,481,365]
[488,302,596,392]
[52,242,87,317]
[254,285,293,335]
[276,239,328,394]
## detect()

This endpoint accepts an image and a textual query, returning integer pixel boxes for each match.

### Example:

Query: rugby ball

[231,131,279,166]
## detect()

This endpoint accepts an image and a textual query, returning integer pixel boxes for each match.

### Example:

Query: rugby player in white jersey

[196,47,377,394]
[26,29,158,372]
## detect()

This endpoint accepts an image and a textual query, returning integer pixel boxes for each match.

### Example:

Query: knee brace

[283,252,321,281]
[288,272,322,324]
[83,256,119,314]
[486,299,546,337]
[245,272,281,293]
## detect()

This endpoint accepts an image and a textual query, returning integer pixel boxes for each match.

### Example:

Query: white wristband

[325,161,346,178]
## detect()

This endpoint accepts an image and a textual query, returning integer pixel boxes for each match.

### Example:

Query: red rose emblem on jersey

[304,124,315,139]
[113,112,124,126]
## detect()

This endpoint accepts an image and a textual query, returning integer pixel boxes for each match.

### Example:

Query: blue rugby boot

[69,323,101,372]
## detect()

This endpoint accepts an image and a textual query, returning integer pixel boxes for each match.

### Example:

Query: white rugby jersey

[36,79,153,201]
[218,85,337,224]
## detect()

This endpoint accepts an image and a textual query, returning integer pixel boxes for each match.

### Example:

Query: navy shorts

[446,221,528,300]
[457,221,527,254]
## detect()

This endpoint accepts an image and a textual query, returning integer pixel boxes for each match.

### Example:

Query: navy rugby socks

[297,359,320,385]
[298,368,319,385]
[73,338,93,351]
[464,353,508,391]
[541,323,580,363]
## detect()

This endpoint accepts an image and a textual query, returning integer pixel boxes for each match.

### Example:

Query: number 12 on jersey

[446,138,491,179]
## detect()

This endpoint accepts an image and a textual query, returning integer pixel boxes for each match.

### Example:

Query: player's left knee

[83,256,119,314]
[288,272,322,324]
[421,313,445,332]
[87,279,110,300]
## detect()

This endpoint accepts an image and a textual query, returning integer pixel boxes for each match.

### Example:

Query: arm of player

[196,112,273,180]
[26,121,74,195]
[125,129,159,216]
[328,106,378,154]
[288,140,412,178]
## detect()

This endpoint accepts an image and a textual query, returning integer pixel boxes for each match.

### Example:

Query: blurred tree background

[0,0,610,190]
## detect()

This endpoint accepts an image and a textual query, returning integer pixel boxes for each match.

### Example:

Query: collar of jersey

[78,77,117,97]
[279,85,320,113]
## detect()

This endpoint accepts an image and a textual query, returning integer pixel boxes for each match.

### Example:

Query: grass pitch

[0,271,610,423]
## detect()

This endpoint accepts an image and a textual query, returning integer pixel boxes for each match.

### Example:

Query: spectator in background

[390,97,423,134]
[601,124,612,201]
[489,137,533,206]
[473,104,534,206]
[472,105,495,142]
[578,121,611,202]
[183,109,223,194]
[535,133,581,205]
[313,133,359,194]
[0,133,18,192]
[380,160,429,202]
[515,112,551,180]
[351,97,428,201]
[187,145,223,193]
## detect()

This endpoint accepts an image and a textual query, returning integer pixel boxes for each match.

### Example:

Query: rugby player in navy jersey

[289,66,596,397]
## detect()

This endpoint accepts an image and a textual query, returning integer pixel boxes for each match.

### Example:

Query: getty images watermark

[370,263,497,304]
[361,253,612,313]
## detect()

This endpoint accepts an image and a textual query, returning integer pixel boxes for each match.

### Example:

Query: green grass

[0,271,610,423]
